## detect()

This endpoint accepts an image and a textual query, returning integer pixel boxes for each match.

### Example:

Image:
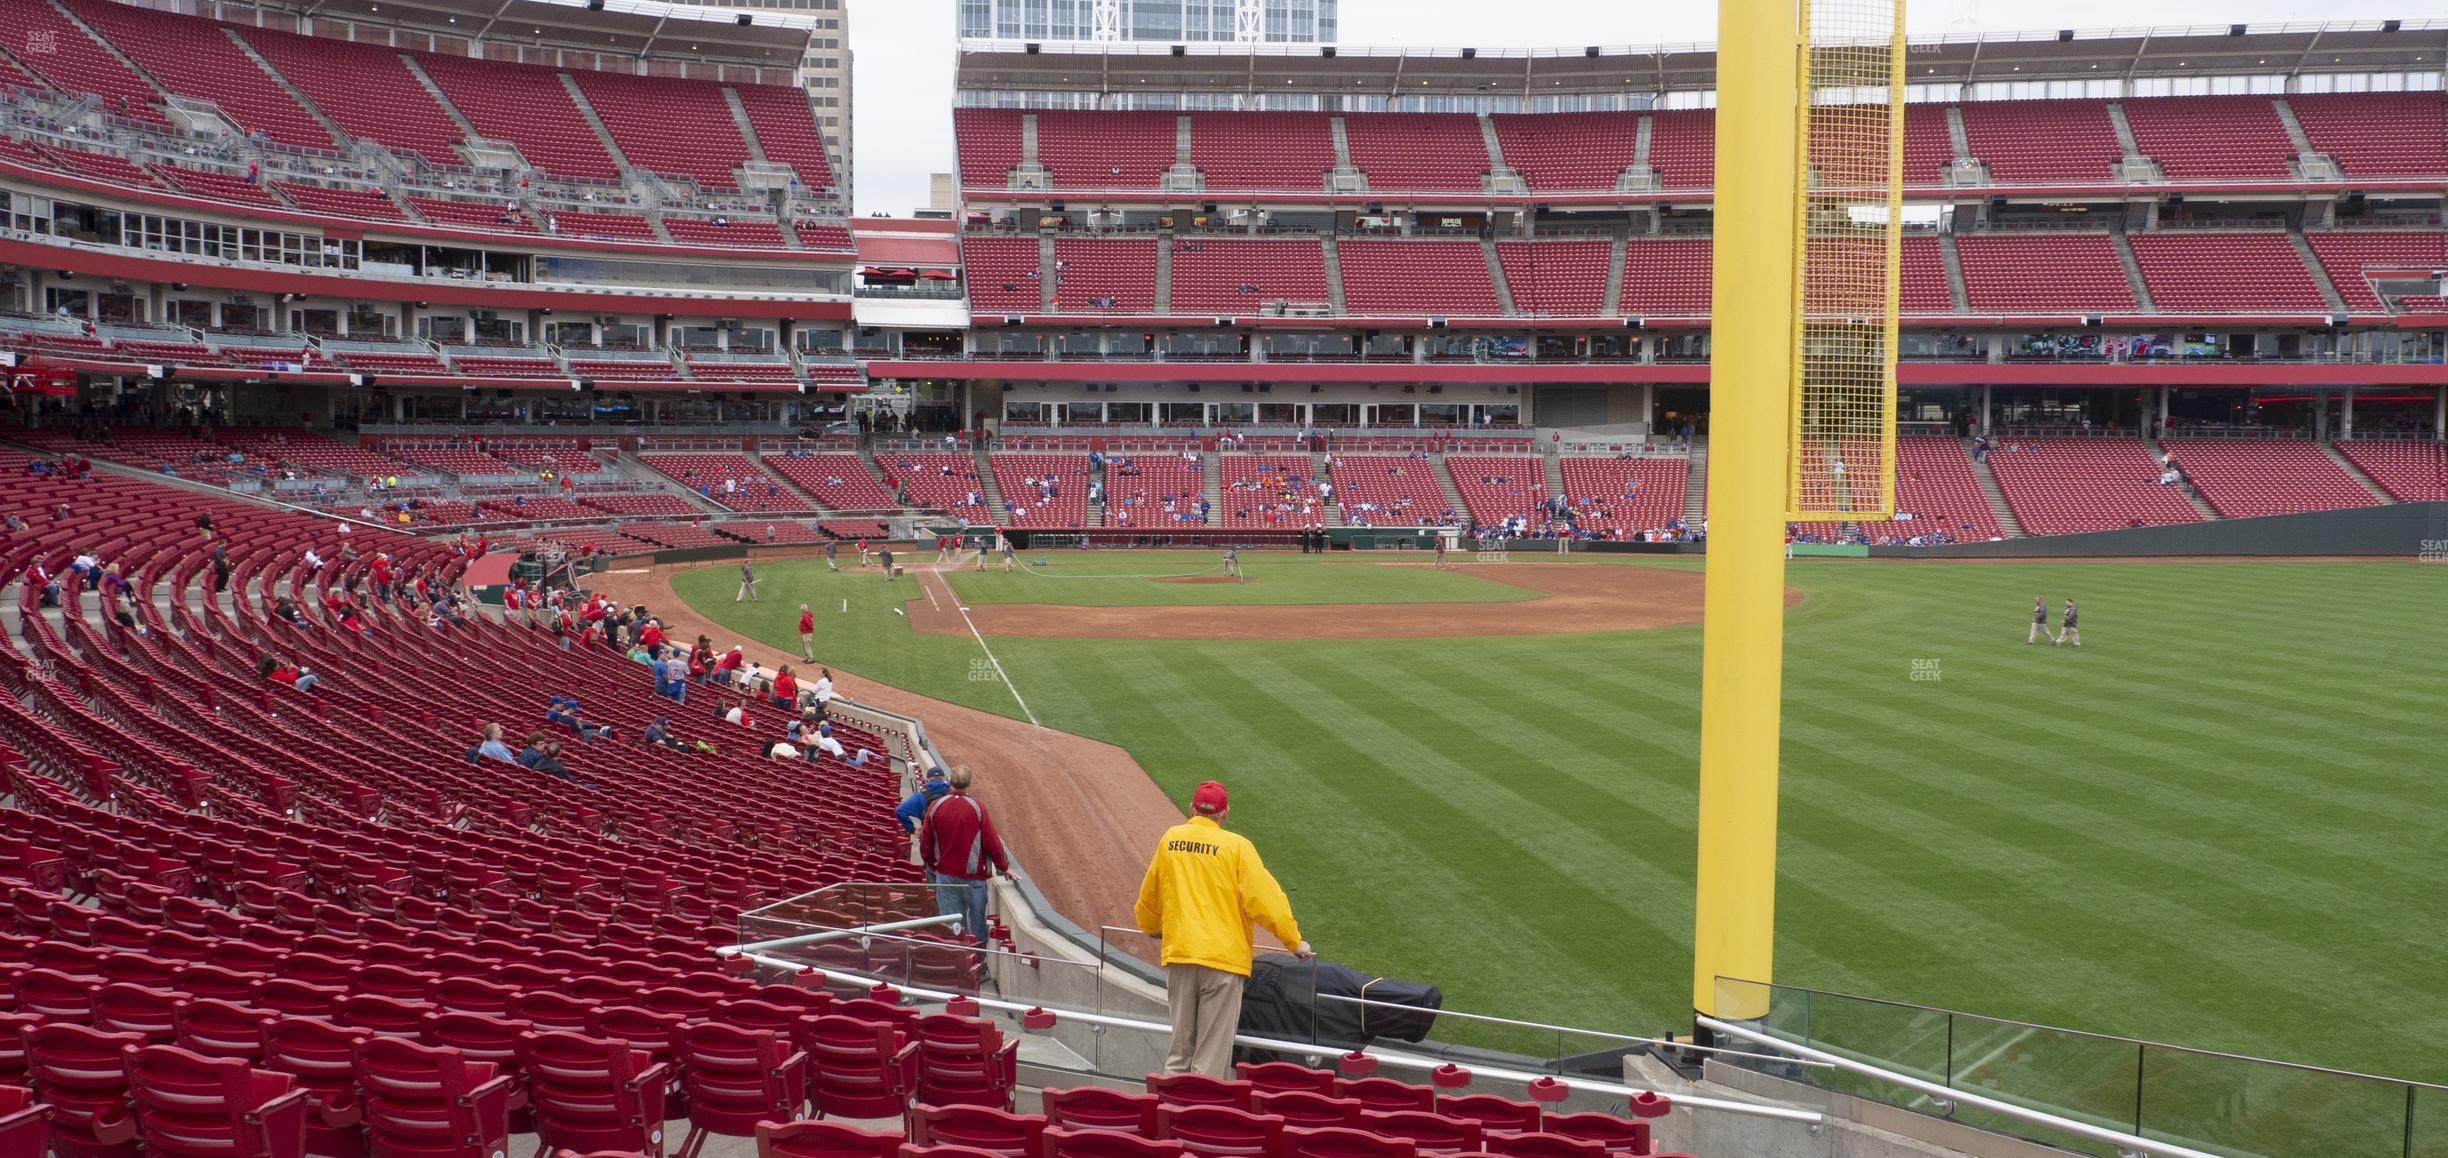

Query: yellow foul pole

[1692,0,1802,1022]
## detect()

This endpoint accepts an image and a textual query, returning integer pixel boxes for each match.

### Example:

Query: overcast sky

[844,0,2426,216]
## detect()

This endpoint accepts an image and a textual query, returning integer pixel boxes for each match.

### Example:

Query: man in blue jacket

[896,767,949,835]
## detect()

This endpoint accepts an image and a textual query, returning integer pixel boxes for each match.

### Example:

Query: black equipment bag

[1238,954,1441,1051]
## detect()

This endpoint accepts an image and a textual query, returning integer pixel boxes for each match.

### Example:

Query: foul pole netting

[1786,0,1905,521]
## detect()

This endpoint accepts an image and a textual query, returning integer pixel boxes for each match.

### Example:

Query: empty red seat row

[1985,439,2202,535]
[2162,439,2382,517]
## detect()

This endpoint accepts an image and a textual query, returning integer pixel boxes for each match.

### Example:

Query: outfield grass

[673,555,2448,1089]
[943,555,1540,607]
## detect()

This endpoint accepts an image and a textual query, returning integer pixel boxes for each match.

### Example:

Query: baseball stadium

[0,0,2439,1155]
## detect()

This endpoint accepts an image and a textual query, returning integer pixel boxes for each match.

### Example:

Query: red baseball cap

[1191,781,1229,816]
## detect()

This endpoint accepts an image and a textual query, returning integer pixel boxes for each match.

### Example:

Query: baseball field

[667,551,2447,1086]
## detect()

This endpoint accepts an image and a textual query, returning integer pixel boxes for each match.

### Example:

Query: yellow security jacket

[1133,816,1301,977]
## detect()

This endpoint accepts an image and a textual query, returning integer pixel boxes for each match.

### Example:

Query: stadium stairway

[1201,451,1223,527]
[558,72,639,178]
[1482,240,1518,315]
[2322,441,2395,503]
[1969,447,2025,537]
[2111,232,2158,313]
[1682,442,1708,526]
[1311,448,1343,526]
[975,444,1009,524]
[223,28,352,149]
[1432,457,1470,519]
[398,55,485,144]
[2146,435,2223,520]
[1936,234,1971,312]
[722,88,771,164]
[1543,454,1567,508]
[2290,229,2351,313]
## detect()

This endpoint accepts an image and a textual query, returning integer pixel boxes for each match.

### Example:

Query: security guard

[1134,781,1312,1077]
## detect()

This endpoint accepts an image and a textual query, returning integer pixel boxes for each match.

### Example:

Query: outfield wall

[1871,502,2448,560]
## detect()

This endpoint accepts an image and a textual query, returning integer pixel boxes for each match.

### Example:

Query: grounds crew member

[1134,780,1311,1077]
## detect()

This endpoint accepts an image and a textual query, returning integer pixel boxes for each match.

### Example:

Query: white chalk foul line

[924,566,1036,726]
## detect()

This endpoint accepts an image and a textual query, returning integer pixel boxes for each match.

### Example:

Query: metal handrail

[1698,1016,2225,1158]
[731,949,1822,1126]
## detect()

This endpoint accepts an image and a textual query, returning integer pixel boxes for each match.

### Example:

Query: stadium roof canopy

[236,0,815,68]
[955,20,2448,99]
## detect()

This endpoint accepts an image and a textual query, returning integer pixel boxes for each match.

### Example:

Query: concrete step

[558,72,636,175]
[398,55,485,143]
[2322,441,2395,503]
[2110,231,2157,313]
[2290,228,2348,313]
[1431,456,1467,523]
[225,28,350,150]
[1968,443,2025,538]
[1936,232,1971,314]
[2147,437,2221,520]
[1320,237,1347,315]
[722,87,772,164]
[1682,443,1708,524]
[974,444,1007,525]
[1481,239,1516,316]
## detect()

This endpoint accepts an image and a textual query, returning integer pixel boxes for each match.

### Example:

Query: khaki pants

[1163,964,1246,1078]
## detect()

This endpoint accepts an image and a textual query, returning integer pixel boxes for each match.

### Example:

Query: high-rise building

[725,0,855,199]
[958,0,1335,43]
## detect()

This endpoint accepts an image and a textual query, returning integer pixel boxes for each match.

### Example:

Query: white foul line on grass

[925,566,1037,727]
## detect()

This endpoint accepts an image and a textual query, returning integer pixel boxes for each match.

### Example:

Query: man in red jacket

[797,604,817,662]
[919,766,1012,945]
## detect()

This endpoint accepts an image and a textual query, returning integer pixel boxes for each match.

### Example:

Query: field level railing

[1709,978,2447,1158]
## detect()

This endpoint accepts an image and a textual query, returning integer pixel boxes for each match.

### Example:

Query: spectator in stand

[809,720,847,762]
[517,732,550,769]
[722,703,754,728]
[642,715,685,750]
[530,740,580,784]
[771,664,799,709]
[256,654,321,693]
[691,636,716,683]
[895,766,950,840]
[811,668,835,715]
[27,561,60,609]
[762,738,803,761]
[917,765,1012,946]
[1133,780,1313,1078]
[469,724,518,764]
[196,512,213,541]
